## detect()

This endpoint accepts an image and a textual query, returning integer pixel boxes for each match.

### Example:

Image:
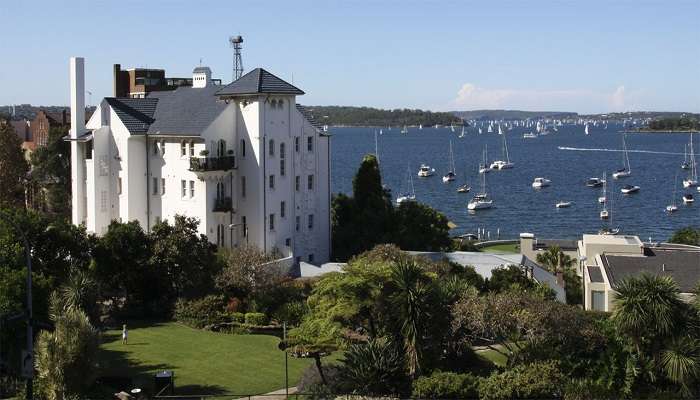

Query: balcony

[189,156,236,172]
[213,196,233,213]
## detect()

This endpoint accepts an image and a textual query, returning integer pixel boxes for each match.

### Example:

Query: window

[161,140,166,155]
[307,175,314,190]
[181,141,187,156]
[280,159,285,176]
[280,142,285,159]
[216,224,225,247]
[161,178,166,195]
[189,141,195,157]
[269,214,275,231]
[152,140,158,155]
[280,201,286,218]
[85,141,93,159]
[118,177,122,195]
[295,216,300,231]
[241,176,246,198]
[285,238,291,247]
[240,139,246,158]
[278,99,284,109]
[181,180,187,198]
[269,139,275,156]
[307,136,313,152]
[100,190,107,212]
[295,137,300,152]
[152,177,159,195]
[271,99,277,109]
[308,254,314,263]
[592,290,605,311]
[242,216,247,237]
[295,176,300,191]
[189,180,195,198]
[308,214,314,230]
[269,174,275,189]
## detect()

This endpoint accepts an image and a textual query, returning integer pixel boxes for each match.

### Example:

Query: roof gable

[216,68,304,97]
[105,98,158,134]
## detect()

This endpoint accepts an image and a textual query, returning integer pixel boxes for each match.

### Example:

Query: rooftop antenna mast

[229,35,244,81]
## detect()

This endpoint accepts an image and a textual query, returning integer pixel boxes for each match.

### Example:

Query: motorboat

[620,184,640,194]
[600,209,609,219]
[683,193,694,204]
[442,171,456,183]
[523,132,538,139]
[556,201,572,208]
[599,227,620,235]
[532,177,551,188]
[598,196,606,204]
[666,204,678,213]
[586,177,605,188]
[417,164,435,177]
[457,184,471,193]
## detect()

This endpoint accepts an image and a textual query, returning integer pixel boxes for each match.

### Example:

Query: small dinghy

[556,201,572,208]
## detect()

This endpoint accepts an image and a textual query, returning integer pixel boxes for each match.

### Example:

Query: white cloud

[451,83,642,113]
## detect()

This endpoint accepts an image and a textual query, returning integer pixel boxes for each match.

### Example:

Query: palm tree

[535,245,574,275]
[389,260,430,379]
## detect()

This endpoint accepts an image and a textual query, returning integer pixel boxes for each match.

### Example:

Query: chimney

[70,57,85,139]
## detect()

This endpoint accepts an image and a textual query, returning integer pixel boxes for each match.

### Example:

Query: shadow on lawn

[98,332,227,396]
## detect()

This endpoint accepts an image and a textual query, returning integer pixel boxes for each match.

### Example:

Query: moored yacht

[442,140,457,182]
[620,184,640,194]
[490,132,514,170]
[396,166,416,205]
[586,177,605,188]
[612,134,632,179]
[532,177,551,188]
[683,193,694,204]
[468,167,493,210]
[457,184,471,193]
[417,164,435,177]
[556,201,572,208]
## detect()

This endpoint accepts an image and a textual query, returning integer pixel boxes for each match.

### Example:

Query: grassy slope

[98,321,314,395]
[479,243,519,254]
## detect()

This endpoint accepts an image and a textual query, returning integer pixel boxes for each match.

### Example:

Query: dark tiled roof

[216,68,304,97]
[147,85,227,136]
[602,248,700,292]
[587,266,604,283]
[296,104,324,131]
[104,98,158,134]
[193,66,211,73]
[534,239,578,251]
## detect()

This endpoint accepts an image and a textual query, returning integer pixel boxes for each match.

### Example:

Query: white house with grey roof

[67,57,331,264]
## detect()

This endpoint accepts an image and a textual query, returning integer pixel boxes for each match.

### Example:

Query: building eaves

[216,68,304,97]
[104,97,158,134]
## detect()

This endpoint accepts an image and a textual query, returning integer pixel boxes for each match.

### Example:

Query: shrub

[225,297,242,313]
[244,312,268,326]
[229,312,245,323]
[412,371,481,399]
[173,295,225,329]
[479,360,564,400]
[272,301,308,326]
[337,337,410,397]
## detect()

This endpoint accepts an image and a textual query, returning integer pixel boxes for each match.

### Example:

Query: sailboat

[600,173,610,219]
[612,134,631,179]
[490,133,514,170]
[681,144,690,170]
[459,125,466,138]
[599,174,621,235]
[443,141,457,183]
[682,133,697,188]
[401,125,408,134]
[498,124,503,135]
[667,173,679,213]
[396,165,416,205]
[479,145,491,174]
[584,123,590,135]
[467,167,493,210]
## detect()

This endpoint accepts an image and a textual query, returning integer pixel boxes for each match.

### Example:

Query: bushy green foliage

[332,154,450,261]
[173,295,226,329]
[272,300,308,326]
[29,125,71,216]
[244,312,268,326]
[337,338,410,396]
[669,226,700,246]
[411,371,481,399]
[647,117,700,131]
[479,360,564,400]
[34,295,100,400]
[0,119,28,208]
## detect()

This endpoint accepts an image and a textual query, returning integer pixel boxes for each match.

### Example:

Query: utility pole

[283,322,288,399]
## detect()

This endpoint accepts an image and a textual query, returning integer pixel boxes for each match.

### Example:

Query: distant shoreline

[621,129,700,134]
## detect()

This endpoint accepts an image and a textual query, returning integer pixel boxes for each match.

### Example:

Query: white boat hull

[682,180,698,188]
[613,171,631,179]
[468,200,493,210]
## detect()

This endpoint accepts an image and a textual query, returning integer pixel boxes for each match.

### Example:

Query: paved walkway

[249,387,298,400]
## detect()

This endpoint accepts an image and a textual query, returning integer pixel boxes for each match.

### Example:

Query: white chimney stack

[70,57,85,138]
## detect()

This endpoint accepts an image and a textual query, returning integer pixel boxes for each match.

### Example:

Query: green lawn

[98,321,317,395]
[476,348,508,367]
[479,243,520,254]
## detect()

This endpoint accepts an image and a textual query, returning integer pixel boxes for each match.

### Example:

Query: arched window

[270,99,277,109]
[161,140,166,155]
[278,99,284,109]
[189,140,195,157]
[269,139,275,156]
[218,139,226,157]
[180,141,186,156]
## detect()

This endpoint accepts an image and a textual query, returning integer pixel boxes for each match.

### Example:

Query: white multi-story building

[67,57,331,264]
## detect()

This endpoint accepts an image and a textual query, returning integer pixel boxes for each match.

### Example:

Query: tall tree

[29,126,71,216]
[669,227,700,246]
[0,119,28,208]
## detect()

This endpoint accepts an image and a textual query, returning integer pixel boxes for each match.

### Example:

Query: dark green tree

[393,201,450,251]
[669,227,700,246]
[29,126,71,217]
[0,119,28,208]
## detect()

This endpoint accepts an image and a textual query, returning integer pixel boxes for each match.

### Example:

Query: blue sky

[1,0,699,113]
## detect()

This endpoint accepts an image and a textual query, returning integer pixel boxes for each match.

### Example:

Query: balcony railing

[189,156,236,172]
[213,196,233,212]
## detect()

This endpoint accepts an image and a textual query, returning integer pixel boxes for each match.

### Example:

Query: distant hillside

[304,106,463,127]
[580,111,700,120]
[452,109,578,121]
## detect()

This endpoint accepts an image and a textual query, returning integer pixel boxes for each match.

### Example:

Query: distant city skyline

[1,0,699,113]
